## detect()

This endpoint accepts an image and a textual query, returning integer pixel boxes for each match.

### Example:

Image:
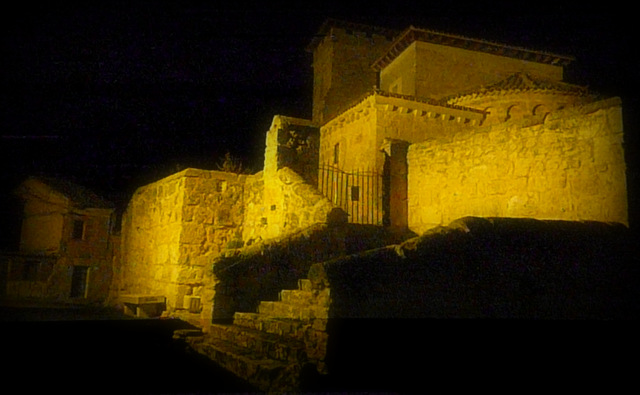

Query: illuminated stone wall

[318,92,484,227]
[243,115,336,244]
[119,132,337,325]
[407,97,627,233]
[319,92,485,173]
[119,168,246,326]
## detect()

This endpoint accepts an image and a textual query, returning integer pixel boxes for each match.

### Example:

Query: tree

[217,152,249,174]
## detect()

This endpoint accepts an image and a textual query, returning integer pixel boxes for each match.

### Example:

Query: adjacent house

[5,177,118,303]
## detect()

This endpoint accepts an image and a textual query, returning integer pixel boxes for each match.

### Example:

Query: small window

[215,180,228,193]
[351,186,360,202]
[333,143,340,164]
[22,260,39,281]
[72,220,85,240]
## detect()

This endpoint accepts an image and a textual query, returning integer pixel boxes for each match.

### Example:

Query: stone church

[106,19,631,390]
[7,18,628,391]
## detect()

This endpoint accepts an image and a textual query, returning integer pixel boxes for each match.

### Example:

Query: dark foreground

[1,306,258,395]
[1,305,638,394]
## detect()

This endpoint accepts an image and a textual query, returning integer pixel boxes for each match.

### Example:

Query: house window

[72,219,85,240]
[22,260,39,281]
[333,143,340,164]
[351,186,360,202]
[70,266,89,298]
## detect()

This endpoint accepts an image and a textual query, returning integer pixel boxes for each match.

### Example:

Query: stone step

[278,289,314,304]
[257,300,329,320]
[234,312,320,338]
[187,335,299,392]
[208,323,306,363]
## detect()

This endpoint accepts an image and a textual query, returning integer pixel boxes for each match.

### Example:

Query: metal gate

[318,163,384,225]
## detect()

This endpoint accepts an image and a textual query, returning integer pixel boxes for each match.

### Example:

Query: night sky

[2,1,638,244]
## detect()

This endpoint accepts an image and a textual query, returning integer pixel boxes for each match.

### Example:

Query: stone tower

[306,19,397,125]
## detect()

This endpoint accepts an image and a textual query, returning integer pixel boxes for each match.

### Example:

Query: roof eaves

[371,26,575,71]
[32,176,114,209]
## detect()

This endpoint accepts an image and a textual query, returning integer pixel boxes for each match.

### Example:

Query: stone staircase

[177,279,330,393]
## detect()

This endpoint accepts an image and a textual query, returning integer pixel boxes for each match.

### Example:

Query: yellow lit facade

[113,19,627,325]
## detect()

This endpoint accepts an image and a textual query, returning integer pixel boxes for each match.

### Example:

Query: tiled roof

[445,72,589,103]
[442,73,589,104]
[30,176,114,209]
[371,26,575,71]
[479,72,587,93]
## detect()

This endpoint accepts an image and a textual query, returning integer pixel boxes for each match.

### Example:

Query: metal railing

[318,164,384,225]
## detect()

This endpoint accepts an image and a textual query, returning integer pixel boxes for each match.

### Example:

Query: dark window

[22,260,38,281]
[72,220,85,240]
[351,186,360,202]
[333,143,340,164]
[70,266,89,298]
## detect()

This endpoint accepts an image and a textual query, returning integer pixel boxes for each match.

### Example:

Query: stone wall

[118,159,338,327]
[247,115,335,243]
[320,92,485,173]
[241,167,341,256]
[407,97,627,233]
[119,171,185,299]
[118,168,246,326]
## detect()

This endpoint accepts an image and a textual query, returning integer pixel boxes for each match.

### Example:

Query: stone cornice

[321,90,487,132]
[371,26,575,71]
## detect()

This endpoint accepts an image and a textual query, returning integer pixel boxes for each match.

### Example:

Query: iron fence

[318,163,384,225]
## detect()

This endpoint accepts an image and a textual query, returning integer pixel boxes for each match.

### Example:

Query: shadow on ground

[1,305,258,395]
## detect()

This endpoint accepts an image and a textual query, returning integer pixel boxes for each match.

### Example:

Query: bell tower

[307,19,397,125]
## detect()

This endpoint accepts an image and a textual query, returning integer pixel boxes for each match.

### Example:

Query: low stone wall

[308,217,637,320]
[407,98,628,233]
[243,167,339,244]
[211,223,404,321]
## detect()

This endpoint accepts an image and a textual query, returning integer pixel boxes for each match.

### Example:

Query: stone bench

[120,294,166,318]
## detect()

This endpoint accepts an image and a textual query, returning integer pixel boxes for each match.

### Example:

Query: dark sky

[1,1,637,233]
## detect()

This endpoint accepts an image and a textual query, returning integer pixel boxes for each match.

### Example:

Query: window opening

[72,219,85,240]
[70,266,89,298]
[22,260,39,281]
